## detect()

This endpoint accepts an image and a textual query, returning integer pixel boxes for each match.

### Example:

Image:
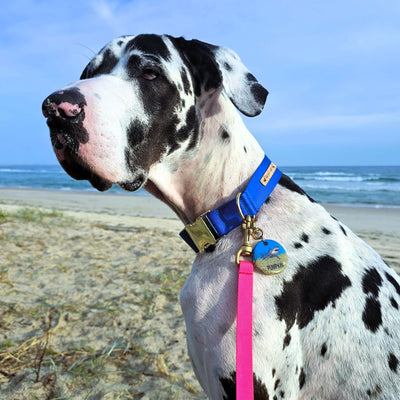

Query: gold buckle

[184,212,217,252]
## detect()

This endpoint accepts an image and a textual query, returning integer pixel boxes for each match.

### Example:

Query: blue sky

[1,0,399,166]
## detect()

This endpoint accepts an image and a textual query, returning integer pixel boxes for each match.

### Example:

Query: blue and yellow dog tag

[253,240,288,275]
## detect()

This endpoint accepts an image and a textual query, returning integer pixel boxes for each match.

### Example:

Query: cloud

[91,0,117,21]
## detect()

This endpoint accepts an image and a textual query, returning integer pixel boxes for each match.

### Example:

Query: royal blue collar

[180,155,282,253]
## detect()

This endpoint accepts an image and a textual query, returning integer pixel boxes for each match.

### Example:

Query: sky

[0,0,399,166]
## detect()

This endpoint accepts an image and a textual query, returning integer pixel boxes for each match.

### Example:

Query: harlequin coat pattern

[43,34,400,399]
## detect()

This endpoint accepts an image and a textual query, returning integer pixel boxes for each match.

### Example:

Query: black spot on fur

[183,106,201,151]
[366,385,383,397]
[322,227,331,235]
[224,62,232,71]
[339,224,347,236]
[275,255,352,330]
[386,272,400,296]
[254,375,270,400]
[244,146,247,153]
[180,68,192,95]
[220,129,230,141]
[278,174,316,203]
[126,54,142,79]
[283,333,291,349]
[127,120,146,148]
[390,296,398,309]
[247,73,257,82]
[301,233,309,243]
[362,268,383,298]
[274,379,280,390]
[272,368,276,377]
[294,242,303,249]
[220,372,269,400]
[220,373,235,400]
[321,342,327,357]
[171,37,222,97]
[176,106,197,142]
[125,34,171,60]
[362,297,382,332]
[299,368,306,390]
[388,353,399,373]
[80,48,119,79]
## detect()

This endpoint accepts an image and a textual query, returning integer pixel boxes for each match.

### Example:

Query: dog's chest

[180,191,400,399]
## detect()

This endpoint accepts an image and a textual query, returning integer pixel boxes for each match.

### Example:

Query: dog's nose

[42,88,86,121]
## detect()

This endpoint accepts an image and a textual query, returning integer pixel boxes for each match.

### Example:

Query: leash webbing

[236,260,254,399]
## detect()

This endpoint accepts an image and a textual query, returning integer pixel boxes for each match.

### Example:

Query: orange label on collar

[260,163,277,186]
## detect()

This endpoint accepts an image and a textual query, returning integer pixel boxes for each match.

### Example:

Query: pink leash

[236,260,254,399]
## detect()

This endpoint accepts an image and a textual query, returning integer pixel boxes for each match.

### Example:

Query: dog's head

[42,34,268,191]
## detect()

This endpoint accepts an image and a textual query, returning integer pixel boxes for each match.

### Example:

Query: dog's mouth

[60,154,147,193]
[49,124,148,193]
[58,150,113,192]
[119,177,145,192]
[54,140,147,193]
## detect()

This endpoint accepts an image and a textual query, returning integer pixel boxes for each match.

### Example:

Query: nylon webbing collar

[180,155,282,253]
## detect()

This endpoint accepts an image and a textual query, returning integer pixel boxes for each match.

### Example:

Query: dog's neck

[145,94,265,225]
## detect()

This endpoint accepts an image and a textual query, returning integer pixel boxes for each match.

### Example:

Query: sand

[0,188,399,399]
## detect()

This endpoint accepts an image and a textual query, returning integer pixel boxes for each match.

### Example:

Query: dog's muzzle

[42,89,112,191]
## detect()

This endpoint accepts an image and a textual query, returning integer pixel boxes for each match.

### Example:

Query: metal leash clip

[235,193,263,264]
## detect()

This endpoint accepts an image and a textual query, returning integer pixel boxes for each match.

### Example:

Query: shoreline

[0,187,399,234]
[0,185,399,208]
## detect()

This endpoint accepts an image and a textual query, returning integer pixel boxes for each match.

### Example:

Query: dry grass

[0,208,205,399]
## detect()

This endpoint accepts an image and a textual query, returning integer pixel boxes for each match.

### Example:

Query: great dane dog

[42,34,400,399]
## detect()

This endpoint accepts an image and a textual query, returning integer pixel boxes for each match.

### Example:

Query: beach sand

[0,188,399,399]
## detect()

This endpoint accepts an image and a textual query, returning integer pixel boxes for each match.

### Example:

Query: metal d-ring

[236,192,246,221]
[236,192,264,241]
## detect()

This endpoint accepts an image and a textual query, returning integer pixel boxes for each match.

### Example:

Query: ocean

[0,165,399,208]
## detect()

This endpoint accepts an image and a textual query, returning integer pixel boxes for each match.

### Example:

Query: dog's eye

[142,69,158,81]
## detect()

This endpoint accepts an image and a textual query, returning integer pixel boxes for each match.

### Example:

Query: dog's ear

[171,37,268,117]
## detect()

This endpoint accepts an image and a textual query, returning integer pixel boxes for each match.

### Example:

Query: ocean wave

[292,174,400,183]
[365,177,400,183]
[0,167,62,174]
[303,183,400,191]
[313,176,364,182]
[0,168,37,173]
[2,165,399,207]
